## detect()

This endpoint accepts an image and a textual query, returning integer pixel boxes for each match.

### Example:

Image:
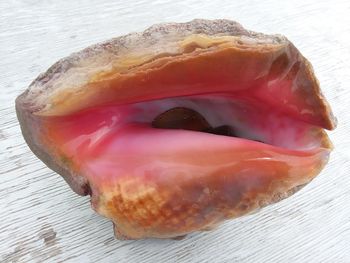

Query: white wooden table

[1,1,350,262]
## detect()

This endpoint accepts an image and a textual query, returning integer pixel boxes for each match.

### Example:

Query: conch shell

[16,19,336,239]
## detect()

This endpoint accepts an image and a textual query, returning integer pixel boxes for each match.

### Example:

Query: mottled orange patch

[91,150,328,239]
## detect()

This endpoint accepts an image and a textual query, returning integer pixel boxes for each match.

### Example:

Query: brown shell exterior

[16,92,90,195]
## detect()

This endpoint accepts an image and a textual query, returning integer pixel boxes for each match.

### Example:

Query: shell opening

[152,107,238,138]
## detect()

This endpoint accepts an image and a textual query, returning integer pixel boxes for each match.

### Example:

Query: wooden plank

[1,0,349,262]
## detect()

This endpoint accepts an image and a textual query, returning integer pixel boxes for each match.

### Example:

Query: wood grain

[1,0,350,262]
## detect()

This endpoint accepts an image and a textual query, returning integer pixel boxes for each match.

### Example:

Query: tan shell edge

[15,92,90,196]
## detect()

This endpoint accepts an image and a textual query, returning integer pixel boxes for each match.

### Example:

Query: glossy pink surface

[45,95,330,190]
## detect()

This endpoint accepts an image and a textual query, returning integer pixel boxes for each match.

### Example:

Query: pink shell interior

[45,94,331,191]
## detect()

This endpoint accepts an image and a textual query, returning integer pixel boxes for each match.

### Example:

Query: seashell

[16,19,336,239]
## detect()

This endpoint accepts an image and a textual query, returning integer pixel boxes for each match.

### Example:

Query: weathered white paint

[1,0,350,262]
